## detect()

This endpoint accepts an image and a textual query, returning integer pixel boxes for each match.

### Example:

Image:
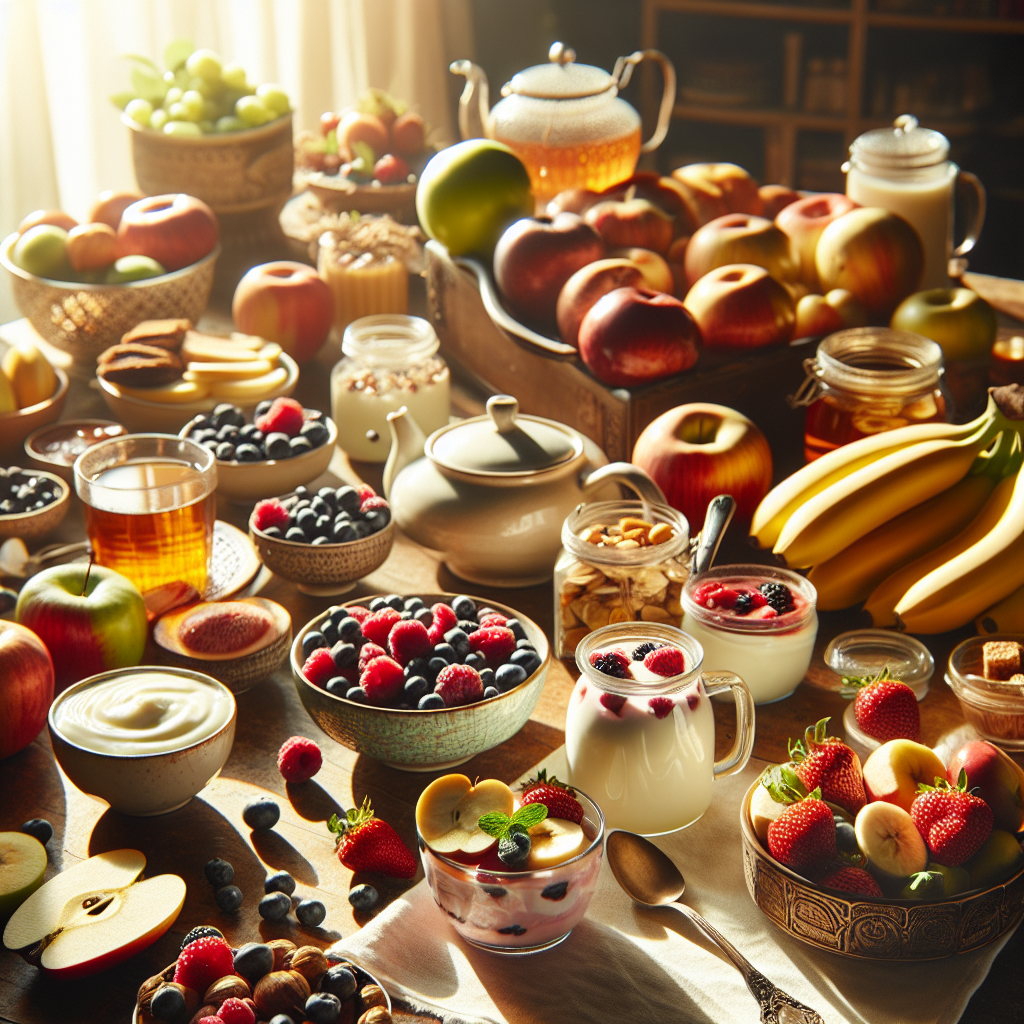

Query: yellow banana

[977,586,1024,634]
[864,462,1021,626]
[895,460,1024,633]
[773,420,998,569]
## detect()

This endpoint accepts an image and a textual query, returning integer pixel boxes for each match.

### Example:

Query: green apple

[103,255,166,284]
[890,288,997,362]
[964,829,1024,890]
[416,139,533,257]
[0,832,47,917]
[12,225,71,279]
[15,564,147,688]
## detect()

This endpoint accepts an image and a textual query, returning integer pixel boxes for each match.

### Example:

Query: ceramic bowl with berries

[290,593,550,770]
[182,397,336,503]
[0,466,70,542]
[249,483,394,596]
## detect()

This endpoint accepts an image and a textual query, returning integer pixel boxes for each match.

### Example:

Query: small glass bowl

[418,789,605,954]
[946,634,1024,751]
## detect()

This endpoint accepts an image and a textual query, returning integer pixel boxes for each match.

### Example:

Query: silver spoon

[606,830,826,1024]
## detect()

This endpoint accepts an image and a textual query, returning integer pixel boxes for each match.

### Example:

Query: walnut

[204,974,251,1006]
[358,984,387,1011]
[253,969,310,1019]
[189,1004,218,1024]
[136,973,165,1018]
[358,1007,393,1024]
[266,938,297,972]
[283,944,329,985]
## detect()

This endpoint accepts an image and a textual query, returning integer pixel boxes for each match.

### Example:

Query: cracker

[121,318,192,351]
[96,343,183,387]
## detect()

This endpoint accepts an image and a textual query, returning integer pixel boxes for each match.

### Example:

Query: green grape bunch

[111,39,291,136]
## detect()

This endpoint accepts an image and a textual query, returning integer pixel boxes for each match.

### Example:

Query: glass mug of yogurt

[566,623,754,836]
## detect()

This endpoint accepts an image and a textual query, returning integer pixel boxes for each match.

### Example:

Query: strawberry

[173,935,234,993]
[277,736,322,783]
[468,626,515,666]
[819,866,882,897]
[843,668,920,743]
[520,769,584,824]
[766,794,837,871]
[643,645,685,677]
[301,647,337,688]
[255,397,304,437]
[648,697,674,719]
[356,483,377,502]
[251,498,290,532]
[328,798,416,878]
[360,495,390,515]
[360,656,405,706]
[910,769,994,866]
[427,602,458,645]
[357,641,387,671]
[361,607,402,647]
[790,718,866,816]
[434,663,484,707]
[691,582,741,609]
[387,619,432,665]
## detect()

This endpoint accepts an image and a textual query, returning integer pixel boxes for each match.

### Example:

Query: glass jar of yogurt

[682,565,818,704]
[566,623,754,835]
[330,314,450,462]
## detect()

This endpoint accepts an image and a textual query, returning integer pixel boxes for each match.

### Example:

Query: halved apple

[0,833,47,917]
[415,774,514,855]
[3,849,185,979]
[527,818,586,869]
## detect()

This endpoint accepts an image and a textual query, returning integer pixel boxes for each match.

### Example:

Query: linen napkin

[335,751,1015,1024]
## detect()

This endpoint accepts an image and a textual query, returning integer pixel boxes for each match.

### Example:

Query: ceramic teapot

[383,395,666,587]
[450,42,676,204]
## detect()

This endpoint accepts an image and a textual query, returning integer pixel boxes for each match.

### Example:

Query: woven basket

[1,234,218,368]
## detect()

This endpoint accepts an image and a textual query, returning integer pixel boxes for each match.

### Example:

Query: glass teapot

[451,42,676,205]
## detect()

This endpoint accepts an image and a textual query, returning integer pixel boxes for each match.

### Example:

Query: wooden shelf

[651,0,853,24]
[866,11,1024,33]
[674,103,846,131]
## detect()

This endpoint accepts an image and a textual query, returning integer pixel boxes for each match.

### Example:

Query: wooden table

[1,303,1022,1024]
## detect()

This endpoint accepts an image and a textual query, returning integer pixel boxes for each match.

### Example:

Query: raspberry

[733,592,753,614]
[361,607,401,647]
[255,397,304,437]
[356,483,376,502]
[644,645,685,677]
[686,689,700,711]
[374,153,410,184]
[277,736,323,783]
[302,647,337,688]
[252,498,290,532]
[434,664,484,707]
[599,692,626,715]
[346,605,371,623]
[360,495,390,514]
[357,642,387,671]
[360,656,405,705]
[692,583,739,609]
[478,613,508,628]
[217,998,255,1024]
[173,935,234,994]
[468,626,516,667]
[197,1018,224,1024]
[648,697,674,719]
[759,581,793,613]
[388,619,432,665]
[428,602,458,645]
[589,650,632,679]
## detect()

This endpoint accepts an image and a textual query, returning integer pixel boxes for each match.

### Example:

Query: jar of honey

[791,328,947,462]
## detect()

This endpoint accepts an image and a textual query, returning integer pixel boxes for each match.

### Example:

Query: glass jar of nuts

[554,499,691,659]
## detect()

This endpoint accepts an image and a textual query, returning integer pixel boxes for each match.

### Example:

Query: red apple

[794,289,867,338]
[390,111,426,157]
[759,184,801,219]
[66,223,119,273]
[493,214,605,327]
[632,403,773,525]
[88,190,144,231]
[545,189,605,218]
[232,261,335,363]
[337,111,389,157]
[683,264,795,349]
[585,199,674,255]
[815,206,924,320]
[601,172,700,236]
[0,623,54,760]
[776,193,858,290]
[672,163,762,223]
[117,194,219,272]
[947,741,1024,833]
[577,286,701,387]
[684,214,798,288]
[556,258,646,348]
[608,247,674,293]
[667,235,690,296]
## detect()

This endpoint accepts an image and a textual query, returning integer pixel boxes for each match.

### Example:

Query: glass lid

[502,42,615,100]
[825,629,934,700]
[850,115,950,171]
[426,395,582,475]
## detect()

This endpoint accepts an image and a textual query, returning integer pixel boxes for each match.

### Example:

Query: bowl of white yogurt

[48,666,236,816]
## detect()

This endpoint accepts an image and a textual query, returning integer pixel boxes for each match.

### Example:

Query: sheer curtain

[0,0,472,321]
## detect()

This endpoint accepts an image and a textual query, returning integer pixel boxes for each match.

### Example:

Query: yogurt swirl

[54,670,234,755]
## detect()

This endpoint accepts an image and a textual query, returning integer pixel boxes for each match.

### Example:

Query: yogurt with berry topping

[682,565,818,705]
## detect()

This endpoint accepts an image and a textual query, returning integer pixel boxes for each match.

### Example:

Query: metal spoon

[606,831,825,1024]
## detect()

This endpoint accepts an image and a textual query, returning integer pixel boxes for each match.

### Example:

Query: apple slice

[0,833,47,917]
[416,774,514,855]
[3,849,185,979]
[863,739,946,813]
[526,817,586,869]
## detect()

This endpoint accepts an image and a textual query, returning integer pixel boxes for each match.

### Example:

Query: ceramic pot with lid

[383,394,666,587]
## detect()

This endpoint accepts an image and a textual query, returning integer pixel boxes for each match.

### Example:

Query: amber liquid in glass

[83,460,215,594]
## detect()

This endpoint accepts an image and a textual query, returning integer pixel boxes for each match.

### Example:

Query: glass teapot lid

[850,115,950,171]
[427,395,583,475]
[502,42,616,100]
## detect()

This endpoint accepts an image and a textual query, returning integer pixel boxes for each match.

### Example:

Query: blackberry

[592,653,631,678]
[732,592,753,615]
[180,925,224,952]
[631,642,661,661]
[759,582,793,613]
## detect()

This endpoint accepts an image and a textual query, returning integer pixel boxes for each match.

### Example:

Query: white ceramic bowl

[48,666,236,816]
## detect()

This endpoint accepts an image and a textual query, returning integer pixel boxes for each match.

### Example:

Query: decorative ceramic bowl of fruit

[0,337,70,461]
[290,592,550,771]
[0,467,70,542]
[181,398,337,503]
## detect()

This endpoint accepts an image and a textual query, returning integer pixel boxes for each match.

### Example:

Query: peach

[88,190,144,231]
[66,223,119,273]
[390,111,425,157]
[337,111,389,158]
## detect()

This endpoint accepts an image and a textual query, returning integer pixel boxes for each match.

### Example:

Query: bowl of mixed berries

[181,397,336,503]
[291,593,550,770]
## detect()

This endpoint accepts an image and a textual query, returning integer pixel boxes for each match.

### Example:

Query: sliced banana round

[527,817,586,869]
[855,800,928,878]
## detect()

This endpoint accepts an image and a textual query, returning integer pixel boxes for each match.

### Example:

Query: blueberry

[404,596,425,612]
[215,442,236,461]
[483,686,499,699]
[234,941,274,983]
[285,526,308,543]
[151,982,187,1023]
[213,403,245,427]
[301,421,330,447]
[384,593,404,611]
[498,831,531,866]
[313,535,330,546]
[331,642,357,669]
[444,627,470,654]
[332,522,356,543]
[515,639,537,651]
[451,595,477,621]
[296,898,327,928]
[321,964,358,1000]
[335,486,360,514]
[259,891,291,921]
[317,486,337,505]
[541,881,569,900]
[191,415,212,430]
[290,436,313,455]
[327,606,347,625]
[404,657,429,678]
[294,485,309,496]
[414,607,433,627]
[368,597,388,612]
[264,870,296,895]
[297,507,318,533]
[239,422,260,438]
[302,631,328,659]
[304,993,341,1024]
[456,620,478,636]
[266,432,292,459]
[293,498,311,511]
[345,686,368,703]
[243,798,280,830]
[495,663,527,692]
[215,884,243,913]
[403,675,430,700]
[320,619,339,646]
[363,509,389,533]
[347,883,379,911]
[326,677,350,696]
[310,496,331,518]
[836,820,860,854]
[216,424,239,442]
[463,651,486,671]
[269,1018,295,1024]
[350,520,372,539]
[418,693,445,710]
[21,818,52,845]
[505,618,527,641]
[337,616,362,642]
[261,525,281,538]
[479,667,495,690]
[433,643,457,664]
[315,515,332,535]
[235,443,261,462]
[255,399,273,418]
[193,428,217,443]
[510,648,541,675]
[426,657,448,680]
[204,857,234,887]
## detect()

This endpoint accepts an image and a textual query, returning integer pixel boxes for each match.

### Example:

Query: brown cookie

[97,343,183,387]
[121,318,192,351]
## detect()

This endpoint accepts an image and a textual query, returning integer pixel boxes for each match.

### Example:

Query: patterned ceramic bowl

[0,469,70,542]
[0,368,69,463]
[740,781,1024,960]
[290,593,550,771]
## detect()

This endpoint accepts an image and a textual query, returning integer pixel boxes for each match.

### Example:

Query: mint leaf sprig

[478,802,548,839]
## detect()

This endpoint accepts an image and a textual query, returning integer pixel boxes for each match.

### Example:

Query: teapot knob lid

[548,41,576,66]
[487,395,519,433]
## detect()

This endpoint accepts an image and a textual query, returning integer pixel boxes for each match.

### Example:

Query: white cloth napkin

[335,751,1014,1024]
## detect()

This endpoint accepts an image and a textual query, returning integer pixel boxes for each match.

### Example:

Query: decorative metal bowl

[740,782,1024,960]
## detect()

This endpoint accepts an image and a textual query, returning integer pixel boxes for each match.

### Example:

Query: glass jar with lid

[330,314,450,463]
[554,498,690,659]
[791,327,947,462]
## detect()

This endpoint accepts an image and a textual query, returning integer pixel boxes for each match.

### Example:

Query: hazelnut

[358,984,387,1010]
[358,1008,393,1024]
[284,945,329,985]
[137,972,166,1017]
[254,969,310,1019]
[204,974,251,1006]
[189,1005,218,1024]
[266,937,298,971]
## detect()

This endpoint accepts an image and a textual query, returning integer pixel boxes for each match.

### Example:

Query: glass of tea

[74,434,217,595]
